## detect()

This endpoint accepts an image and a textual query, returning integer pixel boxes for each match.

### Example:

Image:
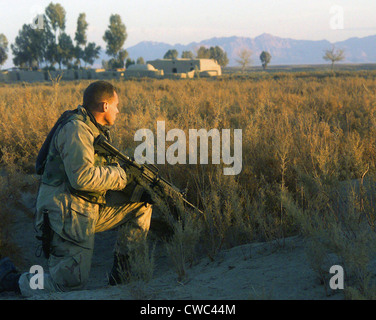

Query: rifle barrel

[94,135,203,214]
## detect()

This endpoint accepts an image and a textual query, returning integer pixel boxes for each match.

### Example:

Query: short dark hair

[83,81,117,109]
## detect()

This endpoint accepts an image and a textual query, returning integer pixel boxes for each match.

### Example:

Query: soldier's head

[83,81,119,126]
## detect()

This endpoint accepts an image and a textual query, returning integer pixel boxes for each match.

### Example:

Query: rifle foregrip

[94,135,203,214]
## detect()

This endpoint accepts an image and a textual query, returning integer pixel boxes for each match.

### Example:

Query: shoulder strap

[36,106,108,175]
[36,109,79,175]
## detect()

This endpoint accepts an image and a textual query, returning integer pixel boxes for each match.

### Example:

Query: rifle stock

[94,134,203,214]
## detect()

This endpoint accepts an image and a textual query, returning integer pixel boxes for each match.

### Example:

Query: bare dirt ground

[0,191,344,300]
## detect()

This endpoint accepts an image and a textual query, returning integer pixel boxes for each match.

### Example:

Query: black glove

[140,191,154,205]
[120,164,135,186]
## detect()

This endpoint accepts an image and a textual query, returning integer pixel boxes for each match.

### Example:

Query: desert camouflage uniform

[18,106,152,297]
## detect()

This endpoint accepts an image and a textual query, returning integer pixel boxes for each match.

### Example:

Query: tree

[209,46,229,67]
[11,24,48,69]
[0,34,8,68]
[44,3,69,69]
[260,51,271,70]
[104,49,128,69]
[103,14,128,69]
[137,57,145,65]
[164,49,178,59]
[83,42,101,67]
[73,13,100,68]
[181,51,194,59]
[45,2,66,41]
[196,46,229,67]
[323,46,345,70]
[196,46,211,59]
[75,13,88,47]
[12,5,57,69]
[73,45,83,68]
[236,48,252,72]
[45,37,58,69]
[103,14,127,56]
[74,13,88,67]
[57,33,75,69]
[118,49,128,66]
[45,31,74,69]
[125,58,135,68]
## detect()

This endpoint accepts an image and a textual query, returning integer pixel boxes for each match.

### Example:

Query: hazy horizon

[1,0,375,68]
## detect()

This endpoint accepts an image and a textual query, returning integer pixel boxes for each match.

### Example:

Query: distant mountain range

[119,33,376,67]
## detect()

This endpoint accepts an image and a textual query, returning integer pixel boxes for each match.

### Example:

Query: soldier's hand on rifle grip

[140,191,155,205]
[120,164,135,186]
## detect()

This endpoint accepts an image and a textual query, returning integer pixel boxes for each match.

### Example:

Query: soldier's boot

[108,253,130,286]
[0,257,21,293]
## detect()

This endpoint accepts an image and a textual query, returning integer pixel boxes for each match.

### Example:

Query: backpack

[35,109,79,175]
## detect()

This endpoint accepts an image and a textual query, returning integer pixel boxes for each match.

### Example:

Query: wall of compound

[0,69,126,83]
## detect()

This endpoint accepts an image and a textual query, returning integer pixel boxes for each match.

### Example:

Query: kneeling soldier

[0,81,153,296]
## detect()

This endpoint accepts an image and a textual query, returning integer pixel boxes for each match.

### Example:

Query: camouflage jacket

[35,106,128,248]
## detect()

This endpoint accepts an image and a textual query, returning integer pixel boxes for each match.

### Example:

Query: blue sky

[0,0,375,68]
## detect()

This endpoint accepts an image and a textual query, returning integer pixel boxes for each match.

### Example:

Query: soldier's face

[104,91,119,126]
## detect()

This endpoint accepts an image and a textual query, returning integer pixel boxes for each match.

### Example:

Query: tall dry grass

[1,72,376,297]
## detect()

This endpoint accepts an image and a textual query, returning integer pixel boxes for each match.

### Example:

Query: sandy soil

[0,191,344,301]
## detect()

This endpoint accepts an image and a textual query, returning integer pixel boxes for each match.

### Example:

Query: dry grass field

[1,71,376,299]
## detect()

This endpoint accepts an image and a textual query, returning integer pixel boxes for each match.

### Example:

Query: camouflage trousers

[18,191,152,297]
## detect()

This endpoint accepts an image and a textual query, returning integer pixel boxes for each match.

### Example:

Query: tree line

[0,2,130,70]
[161,47,344,71]
[234,46,345,72]
[161,47,273,71]
[163,47,230,68]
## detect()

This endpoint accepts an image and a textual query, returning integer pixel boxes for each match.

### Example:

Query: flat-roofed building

[146,59,221,77]
[124,64,164,79]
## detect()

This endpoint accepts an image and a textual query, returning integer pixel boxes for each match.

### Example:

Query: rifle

[94,134,203,215]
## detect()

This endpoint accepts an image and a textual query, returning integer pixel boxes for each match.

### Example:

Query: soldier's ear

[99,102,108,112]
